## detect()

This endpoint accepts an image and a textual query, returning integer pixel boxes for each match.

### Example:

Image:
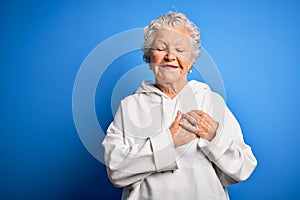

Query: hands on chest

[169,110,219,147]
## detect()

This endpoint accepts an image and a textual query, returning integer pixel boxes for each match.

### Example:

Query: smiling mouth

[160,64,180,69]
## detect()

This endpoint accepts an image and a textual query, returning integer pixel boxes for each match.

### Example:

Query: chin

[156,76,184,84]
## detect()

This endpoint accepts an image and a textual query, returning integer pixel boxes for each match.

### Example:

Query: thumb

[170,111,182,136]
[174,110,182,123]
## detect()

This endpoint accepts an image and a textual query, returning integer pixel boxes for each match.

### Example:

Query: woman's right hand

[169,111,198,148]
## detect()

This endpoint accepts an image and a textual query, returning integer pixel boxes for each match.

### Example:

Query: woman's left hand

[180,110,219,142]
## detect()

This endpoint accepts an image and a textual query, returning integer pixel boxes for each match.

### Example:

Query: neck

[155,79,188,99]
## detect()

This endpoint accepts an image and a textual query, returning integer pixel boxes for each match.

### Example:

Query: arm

[198,94,257,186]
[102,102,178,188]
[180,92,257,186]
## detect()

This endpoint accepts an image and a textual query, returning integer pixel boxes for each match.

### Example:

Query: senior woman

[102,12,257,200]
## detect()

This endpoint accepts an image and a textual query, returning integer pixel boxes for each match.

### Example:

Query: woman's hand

[169,111,198,148]
[180,110,218,142]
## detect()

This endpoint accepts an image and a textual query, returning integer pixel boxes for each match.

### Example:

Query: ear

[143,54,151,63]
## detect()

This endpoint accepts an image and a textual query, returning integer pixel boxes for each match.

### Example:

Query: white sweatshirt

[102,80,257,200]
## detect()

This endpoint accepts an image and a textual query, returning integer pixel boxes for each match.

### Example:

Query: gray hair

[141,12,201,62]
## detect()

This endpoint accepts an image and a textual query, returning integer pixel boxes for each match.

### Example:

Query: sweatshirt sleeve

[102,102,178,188]
[198,94,257,186]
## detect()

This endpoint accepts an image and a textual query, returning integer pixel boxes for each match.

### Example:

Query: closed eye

[176,48,185,53]
[157,47,166,51]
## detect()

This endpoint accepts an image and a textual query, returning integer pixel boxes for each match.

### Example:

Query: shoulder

[189,80,227,110]
[120,93,144,106]
[188,80,211,94]
[189,80,226,98]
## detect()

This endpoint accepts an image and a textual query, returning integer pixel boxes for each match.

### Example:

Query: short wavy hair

[141,12,201,62]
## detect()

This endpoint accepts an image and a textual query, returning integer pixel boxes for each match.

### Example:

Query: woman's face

[148,28,195,85]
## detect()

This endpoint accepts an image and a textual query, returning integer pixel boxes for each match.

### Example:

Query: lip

[160,64,180,69]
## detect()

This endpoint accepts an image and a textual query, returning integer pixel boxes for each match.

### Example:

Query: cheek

[150,52,164,64]
[149,55,157,70]
[182,52,195,64]
[178,56,193,70]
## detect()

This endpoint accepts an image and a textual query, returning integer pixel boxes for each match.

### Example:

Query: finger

[198,124,209,132]
[182,113,198,125]
[179,118,198,134]
[194,110,210,120]
[186,111,208,130]
[170,111,182,134]
[188,110,213,130]
[190,110,203,116]
[199,117,210,127]
[175,110,182,122]
[202,112,213,122]
[187,111,201,123]
[190,110,210,124]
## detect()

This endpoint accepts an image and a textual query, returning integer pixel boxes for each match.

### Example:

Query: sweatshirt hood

[135,80,202,98]
[135,80,171,99]
[134,80,209,115]
[133,80,209,131]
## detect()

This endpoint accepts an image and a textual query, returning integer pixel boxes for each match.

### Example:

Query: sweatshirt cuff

[198,122,232,161]
[150,130,178,172]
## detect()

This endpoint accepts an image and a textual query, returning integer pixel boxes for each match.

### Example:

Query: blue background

[1,0,300,199]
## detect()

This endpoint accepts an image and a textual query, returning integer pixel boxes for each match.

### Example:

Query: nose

[164,50,176,61]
